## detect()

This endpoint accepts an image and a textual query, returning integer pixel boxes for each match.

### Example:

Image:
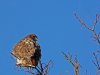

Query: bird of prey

[11,34,41,68]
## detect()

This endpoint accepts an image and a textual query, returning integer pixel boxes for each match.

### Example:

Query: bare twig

[74,13,100,44]
[74,13,92,30]
[62,52,74,66]
[34,60,52,75]
[42,60,52,75]
[62,52,80,75]
[93,14,100,30]
[92,52,100,69]
[39,60,44,73]
[92,51,100,75]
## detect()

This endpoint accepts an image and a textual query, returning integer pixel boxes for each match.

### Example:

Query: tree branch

[74,13,100,45]
[62,51,80,75]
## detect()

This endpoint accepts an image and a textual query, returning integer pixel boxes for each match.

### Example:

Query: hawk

[11,34,41,68]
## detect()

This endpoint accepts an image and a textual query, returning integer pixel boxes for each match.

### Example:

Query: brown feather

[11,34,41,67]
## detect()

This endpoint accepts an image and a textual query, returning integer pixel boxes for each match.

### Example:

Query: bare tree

[74,13,100,75]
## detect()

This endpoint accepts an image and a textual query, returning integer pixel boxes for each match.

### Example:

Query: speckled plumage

[11,34,41,67]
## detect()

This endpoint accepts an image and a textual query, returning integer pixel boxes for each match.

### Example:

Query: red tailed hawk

[11,34,41,68]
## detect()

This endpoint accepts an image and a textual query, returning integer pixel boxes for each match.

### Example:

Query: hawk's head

[27,34,38,41]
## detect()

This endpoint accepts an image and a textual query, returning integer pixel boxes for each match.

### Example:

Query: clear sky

[0,0,100,75]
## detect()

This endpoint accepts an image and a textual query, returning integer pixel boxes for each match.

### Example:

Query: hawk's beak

[35,36,38,41]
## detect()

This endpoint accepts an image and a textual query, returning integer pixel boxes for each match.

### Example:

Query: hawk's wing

[12,38,38,59]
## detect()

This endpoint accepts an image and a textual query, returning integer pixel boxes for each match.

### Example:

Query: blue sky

[0,0,100,75]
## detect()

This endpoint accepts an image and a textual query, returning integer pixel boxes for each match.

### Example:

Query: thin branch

[62,52,74,66]
[92,60,99,69]
[93,14,100,30]
[92,51,100,75]
[93,52,100,69]
[74,13,100,44]
[39,60,44,73]
[43,60,52,75]
[62,51,80,75]
[74,13,92,30]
